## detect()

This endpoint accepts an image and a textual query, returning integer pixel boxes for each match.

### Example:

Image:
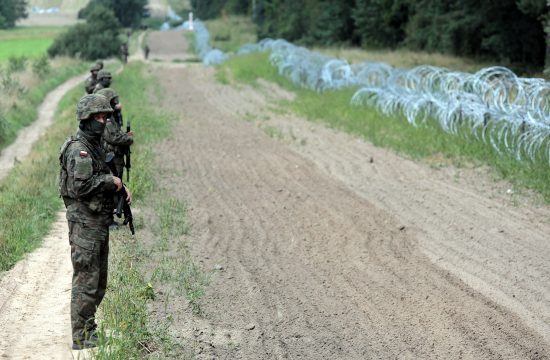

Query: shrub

[32,56,51,79]
[48,6,122,60]
[78,0,147,28]
[7,56,27,73]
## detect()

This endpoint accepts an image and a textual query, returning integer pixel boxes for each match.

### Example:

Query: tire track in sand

[153,64,549,359]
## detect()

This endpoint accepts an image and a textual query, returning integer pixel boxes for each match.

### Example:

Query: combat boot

[72,330,98,350]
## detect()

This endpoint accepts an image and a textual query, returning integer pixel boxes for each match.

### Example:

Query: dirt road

[151,31,549,358]
[0,28,549,359]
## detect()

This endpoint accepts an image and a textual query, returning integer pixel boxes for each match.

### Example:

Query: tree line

[191,0,550,72]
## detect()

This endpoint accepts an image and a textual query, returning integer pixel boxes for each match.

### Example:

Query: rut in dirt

[149,60,549,359]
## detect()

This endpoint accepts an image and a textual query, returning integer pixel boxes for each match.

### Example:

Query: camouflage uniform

[84,63,101,94]
[59,94,116,349]
[96,88,133,178]
[93,70,112,93]
[120,43,129,64]
[144,45,150,60]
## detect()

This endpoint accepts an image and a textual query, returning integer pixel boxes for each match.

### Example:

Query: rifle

[125,120,131,183]
[113,109,132,183]
[105,152,135,235]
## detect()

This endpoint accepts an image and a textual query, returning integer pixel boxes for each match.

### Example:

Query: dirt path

[0,73,87,181]
[0,212,74,359]
[149,33,550,359]
[0,72,91,359]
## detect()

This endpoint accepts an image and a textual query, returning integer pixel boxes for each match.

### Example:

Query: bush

[78,0,147,28]
[7,56,27,73]
[32,56,51,79]
[0,70,26,96]
[48,6,122,60]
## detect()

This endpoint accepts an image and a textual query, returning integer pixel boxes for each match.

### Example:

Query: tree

[305,0,355,46]
[48,6,122,60]
[353,0,410,48]
[190,0,227,19]
[0,0,28,29]
[78,0,147,28]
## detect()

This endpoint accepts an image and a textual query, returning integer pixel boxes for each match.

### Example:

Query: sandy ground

[0,28,549,359]
[0,212,74,359]
[150,33,550,359]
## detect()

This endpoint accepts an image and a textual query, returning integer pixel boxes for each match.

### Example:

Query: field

[0,27,64,61]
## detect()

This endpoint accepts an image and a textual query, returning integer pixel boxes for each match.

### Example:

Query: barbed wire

[186,20,550,164]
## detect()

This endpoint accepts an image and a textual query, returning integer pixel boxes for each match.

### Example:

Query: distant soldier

[93,70,112,93]
[144,44,150,60]
[96,60,104,70]
[58,93,132,350]
[120,43,129,64]
[96,88,134,180]
[84,63,101,94]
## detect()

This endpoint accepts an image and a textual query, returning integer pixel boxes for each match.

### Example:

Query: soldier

[144,44,150,60]
[58,93,132,350]
[96,60,104,70]
[96,87,134,180]
[84,63,101,94]
[93,70,112,93]
[120,43,129,64]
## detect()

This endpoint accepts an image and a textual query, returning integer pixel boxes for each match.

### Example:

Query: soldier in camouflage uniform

[96,60,104,70]
[120,42,129,64]
[84,63,101,94]
[96,87,134,179]
[93,70,112,93]
[58,94,132,350]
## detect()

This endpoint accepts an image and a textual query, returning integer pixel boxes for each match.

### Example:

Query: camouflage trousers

[68,221,109,343]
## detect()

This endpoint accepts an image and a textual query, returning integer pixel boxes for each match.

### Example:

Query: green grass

[205,15,257,53]
[0,81,82,270]
[0,62,87,151]
[218,52,550,202]
[0,27,65,61]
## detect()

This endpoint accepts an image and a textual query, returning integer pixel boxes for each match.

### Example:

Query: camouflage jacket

[93,83,106,93]
[84,76,97,94]
[103,116,133,156]
[59,130,116,225]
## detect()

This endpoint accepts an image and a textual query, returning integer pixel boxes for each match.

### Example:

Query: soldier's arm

[84,79,93,94]
[65,144,116,198]
[103,121,134,146]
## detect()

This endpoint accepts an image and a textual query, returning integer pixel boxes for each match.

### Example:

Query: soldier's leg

[96,232,109,307]
[69,221,106,344]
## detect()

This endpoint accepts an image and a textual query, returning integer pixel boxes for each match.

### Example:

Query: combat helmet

[96,60,104,69]
[97,70,112,81]
[76,94,113,121]
[95,88,118,104]
[90,63,101,72]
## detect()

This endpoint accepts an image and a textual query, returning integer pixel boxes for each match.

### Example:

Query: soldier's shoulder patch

[79,150,89,157]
